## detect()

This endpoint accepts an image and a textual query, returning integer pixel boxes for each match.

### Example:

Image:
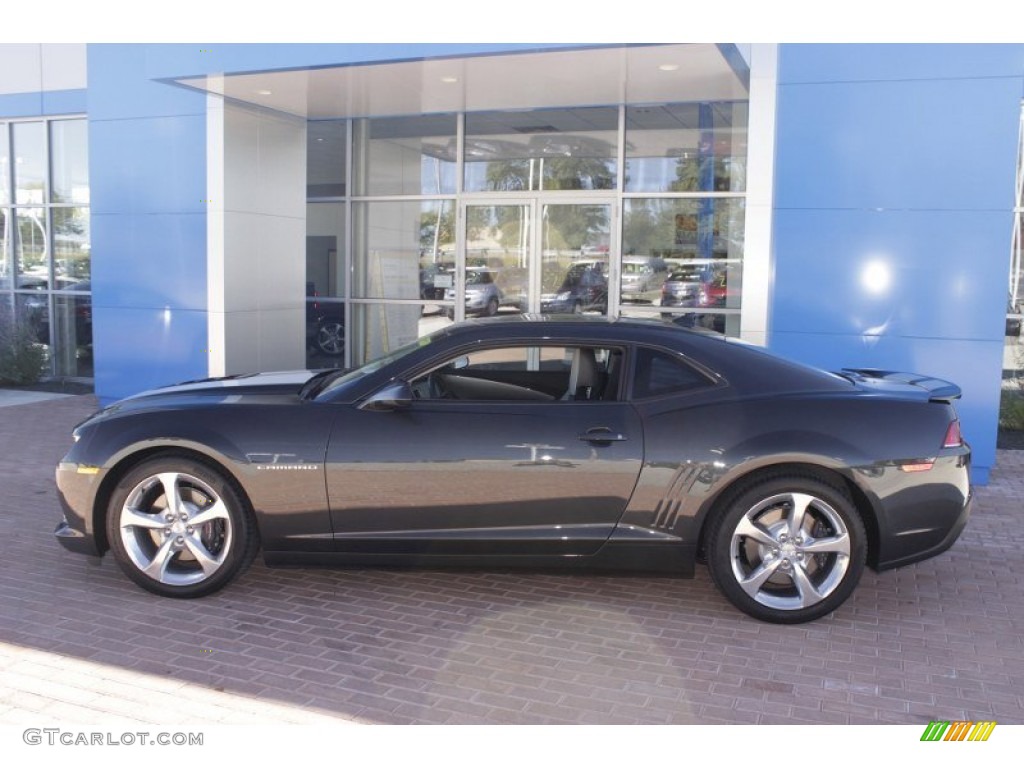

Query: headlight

[556,291,571,301]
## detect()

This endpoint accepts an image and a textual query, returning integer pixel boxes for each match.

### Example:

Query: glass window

[53,293,92,377]
[621,198,744,320]
[50,119,89,204]
[2,118,91,381]
[352,200,455,301]
[463,203,529,312]
[539,203,611,315]
[306,203,345,299]
[13,122,46,205]
[15,208,48,289]
[623,198,745,262]
[0,209,10,291]
[411,345,621,402]
[15,292,48,347]
[52,207,90,289]
[350,302,452,367]
[306,203,346,368]
[632,347,712,399]
[307,121,346,198]
[464,108,618,192]
[352,114,457,197]
[625,102,748,193]
[0,122,9,204]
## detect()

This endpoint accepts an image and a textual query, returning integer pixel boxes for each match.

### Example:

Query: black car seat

[601,350,622,401]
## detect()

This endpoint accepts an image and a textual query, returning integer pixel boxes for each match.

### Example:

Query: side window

[411,345,623,402]
[632,347,712,399]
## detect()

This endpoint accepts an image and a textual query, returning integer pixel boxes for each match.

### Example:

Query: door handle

[579,427,628,443]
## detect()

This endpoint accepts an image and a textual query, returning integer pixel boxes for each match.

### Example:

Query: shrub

[1001,342,1024,432]
[0,311,48,385]
[1001,390,1024,431]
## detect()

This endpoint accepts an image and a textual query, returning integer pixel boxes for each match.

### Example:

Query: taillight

[943,420,962,449]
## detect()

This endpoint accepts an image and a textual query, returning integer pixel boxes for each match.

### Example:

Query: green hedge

[0,312,48,386]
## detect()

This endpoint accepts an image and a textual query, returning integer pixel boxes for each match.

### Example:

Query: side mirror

[360,380,413,411]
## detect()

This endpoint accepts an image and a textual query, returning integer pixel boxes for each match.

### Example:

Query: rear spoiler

[839,368,962,403]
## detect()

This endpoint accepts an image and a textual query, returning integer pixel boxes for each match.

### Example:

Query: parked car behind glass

[306,282,345,357]
[540,262,608,314]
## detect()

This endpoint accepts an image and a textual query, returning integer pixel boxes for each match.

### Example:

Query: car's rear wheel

[707,475,866,623]
[485,297,499,316]
[105,457,258,598]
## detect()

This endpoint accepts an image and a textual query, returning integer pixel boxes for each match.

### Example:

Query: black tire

[572,300,583,315]
[105,457,258,598]
[706,474,866,623]
[316,320,345,357]
[485,297,499,316]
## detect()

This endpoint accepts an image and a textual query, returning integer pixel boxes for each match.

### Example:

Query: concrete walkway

[0,389,75,408]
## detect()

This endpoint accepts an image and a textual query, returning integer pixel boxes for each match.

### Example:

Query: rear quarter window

[632,346,713,399]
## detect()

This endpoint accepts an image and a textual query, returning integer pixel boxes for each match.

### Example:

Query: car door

[324,343,643,557]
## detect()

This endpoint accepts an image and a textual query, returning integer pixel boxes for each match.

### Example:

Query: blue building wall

[770,44,1024,484]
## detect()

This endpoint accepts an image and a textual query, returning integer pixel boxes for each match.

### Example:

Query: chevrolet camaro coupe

[55,316,972,623]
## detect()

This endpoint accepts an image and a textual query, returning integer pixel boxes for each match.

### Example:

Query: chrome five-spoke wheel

[316,321,345,356]
[119,471,232,586]
[708,476,866,623]
[106,458,257,598]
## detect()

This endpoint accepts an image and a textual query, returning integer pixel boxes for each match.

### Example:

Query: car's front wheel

[105,457,258,598]
[706,475,866,623]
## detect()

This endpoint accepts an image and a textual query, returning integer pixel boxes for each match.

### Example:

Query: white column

[207,95,307,376]
[740,43,779,348]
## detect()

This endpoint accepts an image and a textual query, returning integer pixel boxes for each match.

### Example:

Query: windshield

[315,333,437,399]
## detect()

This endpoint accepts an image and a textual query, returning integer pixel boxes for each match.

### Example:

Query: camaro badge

[246,453,320,471]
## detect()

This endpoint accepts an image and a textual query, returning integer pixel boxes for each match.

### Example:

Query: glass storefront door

[459,197,614,321]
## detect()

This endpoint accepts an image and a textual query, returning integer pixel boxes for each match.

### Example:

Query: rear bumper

[871,449,973,571]
[874,486,972,571]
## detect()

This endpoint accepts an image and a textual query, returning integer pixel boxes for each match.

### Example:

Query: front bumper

[54,460,104,556]
[55,517,101,556]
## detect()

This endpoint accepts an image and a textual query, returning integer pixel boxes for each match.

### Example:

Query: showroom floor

[1,394,1022,725]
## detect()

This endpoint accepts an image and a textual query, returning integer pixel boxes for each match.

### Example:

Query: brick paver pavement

[1,394,1022,725]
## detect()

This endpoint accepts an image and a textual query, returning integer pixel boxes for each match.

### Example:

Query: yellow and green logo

[920,721,996,742]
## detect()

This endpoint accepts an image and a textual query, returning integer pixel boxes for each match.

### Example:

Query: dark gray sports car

[55,316,972,623]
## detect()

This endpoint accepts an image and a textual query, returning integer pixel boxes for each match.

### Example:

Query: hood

[131,370,319,399]
[73,370,330,434]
